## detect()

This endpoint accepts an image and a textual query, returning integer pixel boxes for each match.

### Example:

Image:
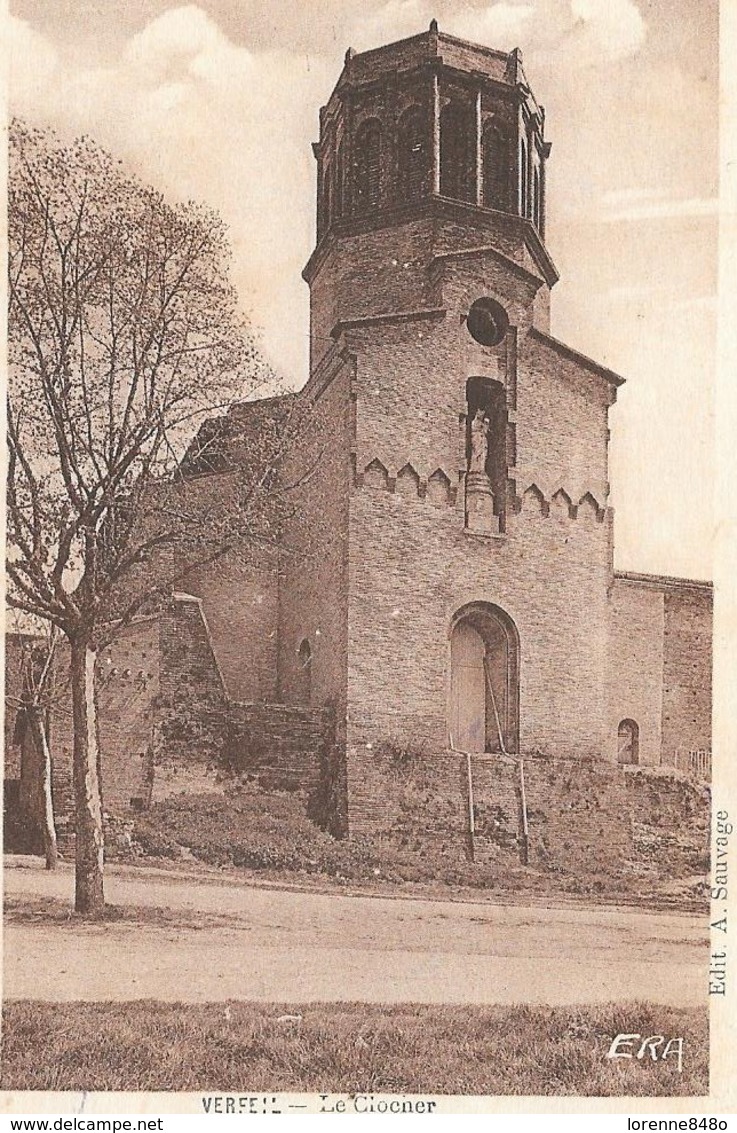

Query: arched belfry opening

[398,105,429,201]
[310,26,551,254]
[449,603,520,753]
[440,102,475,203]
[353,120,382,213]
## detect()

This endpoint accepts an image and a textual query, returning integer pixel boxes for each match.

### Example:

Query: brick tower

[4,24,713,851]
[277,23,631,832]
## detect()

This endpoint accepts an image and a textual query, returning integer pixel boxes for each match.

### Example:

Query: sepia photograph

[1,0,729,1112]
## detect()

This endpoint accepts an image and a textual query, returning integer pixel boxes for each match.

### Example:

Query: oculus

[466,298,509,347]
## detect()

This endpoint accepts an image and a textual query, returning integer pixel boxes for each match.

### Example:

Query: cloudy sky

[8,0,719,579]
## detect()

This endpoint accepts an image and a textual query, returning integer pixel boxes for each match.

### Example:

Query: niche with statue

[464,376,508,536]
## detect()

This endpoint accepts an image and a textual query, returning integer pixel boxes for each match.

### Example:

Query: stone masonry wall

[346,746,634,875]
[521,756,633,870]
[344,745,468,844]
[468,755,633,871]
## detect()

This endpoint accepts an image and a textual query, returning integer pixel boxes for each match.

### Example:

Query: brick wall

[97,617,160,812]
[607,579,665,766]
[183,548,279,702]
[661,586,713,762]
[341,305,614,830]
[222,701,335,818]
[607,576,712,767]
[153,594,227,800]
[308,210,551,371]
[277,347,352,825]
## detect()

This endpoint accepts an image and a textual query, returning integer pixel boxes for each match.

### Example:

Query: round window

[466,298,509,347]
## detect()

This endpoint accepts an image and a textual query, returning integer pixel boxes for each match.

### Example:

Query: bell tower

[285,23,624,830]
[304,21,557,373]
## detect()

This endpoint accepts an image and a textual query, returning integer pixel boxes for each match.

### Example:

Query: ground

[3,856,710,1096]
[103,781,709,913]
[4,857,707,1005]
[1,1000,708,1096]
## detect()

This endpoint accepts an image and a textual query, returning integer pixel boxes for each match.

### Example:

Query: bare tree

[6,120,295,914]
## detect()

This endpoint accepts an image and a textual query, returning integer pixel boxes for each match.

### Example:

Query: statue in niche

[468,409,490,474]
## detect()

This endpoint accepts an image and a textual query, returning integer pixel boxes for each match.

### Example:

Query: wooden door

[450,621,486,752]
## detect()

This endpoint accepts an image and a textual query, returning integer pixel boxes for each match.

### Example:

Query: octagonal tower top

[312,21,551,247]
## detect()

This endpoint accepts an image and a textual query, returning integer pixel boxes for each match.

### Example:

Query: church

[5,23,713,848]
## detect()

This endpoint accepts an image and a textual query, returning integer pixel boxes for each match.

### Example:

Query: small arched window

[298,638,312,669]
[483,126,509,211]
[398,106,428,201]
[440,102,474,203]
[353,120,382,214]
[617,719,640,765]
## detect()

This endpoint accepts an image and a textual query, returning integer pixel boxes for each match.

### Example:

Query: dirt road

[3,859,708,1005]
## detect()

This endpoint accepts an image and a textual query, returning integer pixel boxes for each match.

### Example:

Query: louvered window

[440,103,474,203]
[354,121,382,213]
[483,126,510,211]
[398,107,427,201]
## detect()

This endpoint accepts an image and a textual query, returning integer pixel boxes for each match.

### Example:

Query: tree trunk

[28,709,57,870]
[70,636,105,914]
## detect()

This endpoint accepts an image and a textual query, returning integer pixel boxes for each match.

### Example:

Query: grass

[0,1000,708,1096]
[106,783,708,912]
[3,894,250,931]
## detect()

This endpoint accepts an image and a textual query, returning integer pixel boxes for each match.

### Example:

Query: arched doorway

[449,603,519,753]
[617,719,639,764]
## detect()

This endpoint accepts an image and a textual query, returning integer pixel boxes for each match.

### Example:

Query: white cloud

[569,0,646,62]
[440,4,535,48]
[123,4,252,87]
[9,17,58,105]
[125,4,223,70]
[348,0,647,68]
[347,0,429,50]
